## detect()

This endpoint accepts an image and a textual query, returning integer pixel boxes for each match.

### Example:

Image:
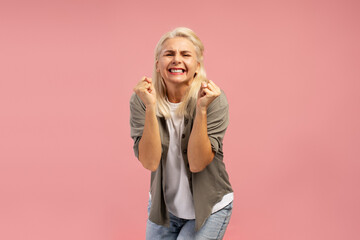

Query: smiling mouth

[168,68,185,73]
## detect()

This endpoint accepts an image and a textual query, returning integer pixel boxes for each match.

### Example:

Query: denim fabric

[146,199,233,240]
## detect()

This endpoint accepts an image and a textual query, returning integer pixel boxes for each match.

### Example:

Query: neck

[166,82,191,103]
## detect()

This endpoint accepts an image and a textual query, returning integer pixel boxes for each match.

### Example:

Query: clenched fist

[133,76,157,107]
[197,79,221,110]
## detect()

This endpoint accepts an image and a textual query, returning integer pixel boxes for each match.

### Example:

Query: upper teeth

[170,69,183,73]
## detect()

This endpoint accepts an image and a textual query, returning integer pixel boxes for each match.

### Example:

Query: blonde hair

[152,27,207,119]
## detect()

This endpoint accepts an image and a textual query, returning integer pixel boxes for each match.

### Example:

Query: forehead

[161,37,196,52]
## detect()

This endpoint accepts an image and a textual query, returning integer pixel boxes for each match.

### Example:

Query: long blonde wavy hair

[152,27,207,119]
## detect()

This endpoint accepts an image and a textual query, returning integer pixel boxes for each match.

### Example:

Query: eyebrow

[163,50,193,54]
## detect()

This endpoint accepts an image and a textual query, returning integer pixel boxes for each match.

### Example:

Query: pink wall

[1,0,359,239]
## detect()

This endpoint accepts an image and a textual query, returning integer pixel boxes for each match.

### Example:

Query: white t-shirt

[165,101,195,219]
[163,101,233,219]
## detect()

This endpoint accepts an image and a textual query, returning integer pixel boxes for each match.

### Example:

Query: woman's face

[156,37,200,87]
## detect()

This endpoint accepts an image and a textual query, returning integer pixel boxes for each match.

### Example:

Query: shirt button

[182,134,185,139]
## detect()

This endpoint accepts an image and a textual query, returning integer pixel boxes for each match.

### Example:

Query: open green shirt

[130,90,233,231]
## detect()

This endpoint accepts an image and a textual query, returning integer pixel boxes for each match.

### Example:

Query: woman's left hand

[197,80,221,111]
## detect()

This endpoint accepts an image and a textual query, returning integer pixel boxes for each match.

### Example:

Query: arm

[187,80,221,173]
[132,77,161,171]
[187,107,215,173]
[138,104,162,171]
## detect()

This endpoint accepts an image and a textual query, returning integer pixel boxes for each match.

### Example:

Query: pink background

[1,0,359,239]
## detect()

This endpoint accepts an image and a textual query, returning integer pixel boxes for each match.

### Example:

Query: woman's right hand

[133,76,157,107]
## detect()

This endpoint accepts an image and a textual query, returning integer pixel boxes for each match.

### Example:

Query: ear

[195,62,200,74]
[156,60,160,72]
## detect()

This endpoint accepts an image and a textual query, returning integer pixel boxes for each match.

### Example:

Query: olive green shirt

[130,90,233,231]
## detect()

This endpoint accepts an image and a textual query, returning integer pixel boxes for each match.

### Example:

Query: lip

[168,68,186,75]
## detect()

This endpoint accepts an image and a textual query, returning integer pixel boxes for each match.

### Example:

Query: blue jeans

[146,199,233,240]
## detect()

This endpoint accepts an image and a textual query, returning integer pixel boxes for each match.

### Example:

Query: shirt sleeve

[129,93,146,159]
[206,90,229,153]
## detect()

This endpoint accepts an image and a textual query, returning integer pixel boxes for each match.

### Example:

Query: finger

[138,81,151,88]
[139,76,152,84]
[148,83,155,93]
[141,76,147,83]
[207,80,220,94]
[206,81,216,91]
[136,79,145,87]
[208,79,216,86]
[198,87,206,97]
[202,87,213,96]
[142,82,152,91]
[207,80,218,89]
[144,77,152,83]
[202,81,216,94]
[135,82,151,93]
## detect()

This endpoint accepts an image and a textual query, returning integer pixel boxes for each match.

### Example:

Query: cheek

[159,60,169,70]
[187,61,198,72]
[157,63,166,73]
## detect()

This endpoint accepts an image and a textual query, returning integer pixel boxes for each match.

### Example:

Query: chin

[167,78,192,85]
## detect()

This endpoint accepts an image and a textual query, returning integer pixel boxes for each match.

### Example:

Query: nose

[172,53,181,64]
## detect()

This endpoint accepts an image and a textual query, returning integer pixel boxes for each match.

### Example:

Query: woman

[130,27,233,239]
